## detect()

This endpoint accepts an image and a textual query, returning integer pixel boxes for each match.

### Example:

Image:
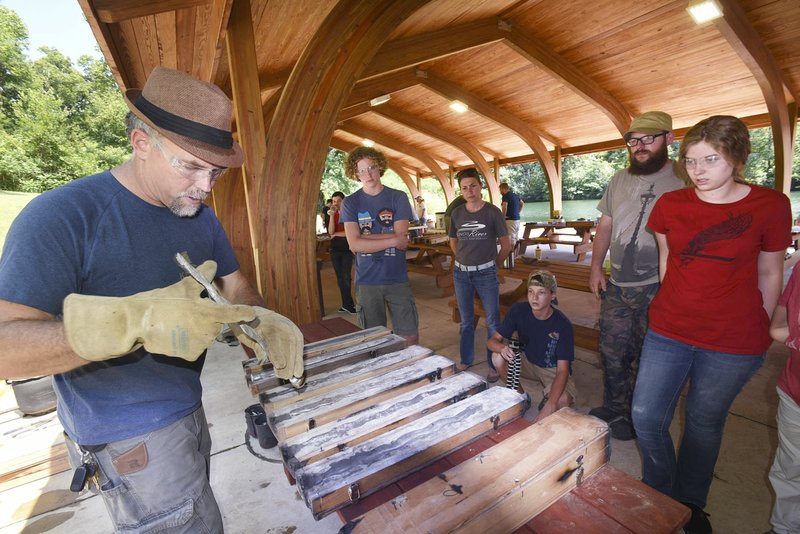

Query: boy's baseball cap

[528,270,558,305]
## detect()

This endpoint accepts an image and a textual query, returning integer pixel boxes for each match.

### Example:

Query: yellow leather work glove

[236,307,305,382]
[63,261,256,362]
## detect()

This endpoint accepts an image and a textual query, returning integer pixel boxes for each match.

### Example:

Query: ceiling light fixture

[449,100,468,113]
[362,139,374,147]
[686,0,723,24]
[369,94,391,107]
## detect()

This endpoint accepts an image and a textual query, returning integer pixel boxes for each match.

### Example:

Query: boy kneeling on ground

[488,270,577,423]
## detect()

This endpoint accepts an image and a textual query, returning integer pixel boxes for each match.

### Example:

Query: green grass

[0,190,38,253]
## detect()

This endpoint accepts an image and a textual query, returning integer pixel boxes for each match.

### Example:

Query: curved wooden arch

[374,106,500,205]
[257,0,431,322]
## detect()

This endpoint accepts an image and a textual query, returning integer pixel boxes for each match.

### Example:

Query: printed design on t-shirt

[620,183,656,275]
[543,331,560,367]
[357,211,373,235]
[456,220,489,241]
[679,212,751,266]
[358,208,397,258]
[377,207,394,228]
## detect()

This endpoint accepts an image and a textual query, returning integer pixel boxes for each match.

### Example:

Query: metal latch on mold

[348,482,361,503]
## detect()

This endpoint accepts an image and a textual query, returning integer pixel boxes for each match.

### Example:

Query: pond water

[520,190,800,221]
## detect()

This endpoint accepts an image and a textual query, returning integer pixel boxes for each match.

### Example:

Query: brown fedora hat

[125,66,243,168]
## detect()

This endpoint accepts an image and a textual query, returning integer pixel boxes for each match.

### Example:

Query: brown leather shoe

[486,368,500,383]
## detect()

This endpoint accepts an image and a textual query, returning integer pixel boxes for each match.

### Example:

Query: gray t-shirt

[596,162,683,286]
[448,202,508,265]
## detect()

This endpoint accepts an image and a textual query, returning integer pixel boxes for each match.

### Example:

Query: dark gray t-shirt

[448,202,508,265]
[596,162,684,286]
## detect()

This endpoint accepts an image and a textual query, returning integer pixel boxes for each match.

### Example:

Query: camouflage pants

[597,282,659,418]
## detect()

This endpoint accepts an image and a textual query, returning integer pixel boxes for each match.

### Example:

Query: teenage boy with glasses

[341,147,419,346]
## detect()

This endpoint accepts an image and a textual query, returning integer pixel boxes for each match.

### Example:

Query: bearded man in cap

[0,67,304,532]
[588,111,684,441]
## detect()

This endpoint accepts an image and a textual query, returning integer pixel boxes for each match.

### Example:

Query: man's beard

[169,188,207,217]
[629,143,669,175]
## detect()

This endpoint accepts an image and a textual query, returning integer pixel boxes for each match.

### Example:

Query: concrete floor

[0,244,790,533]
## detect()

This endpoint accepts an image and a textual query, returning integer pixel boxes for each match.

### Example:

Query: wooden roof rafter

[502,24,632,135]
[714,0,798,193]
[373,105,500,203]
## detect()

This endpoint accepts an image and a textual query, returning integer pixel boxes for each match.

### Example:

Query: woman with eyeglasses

[631,115,791,534]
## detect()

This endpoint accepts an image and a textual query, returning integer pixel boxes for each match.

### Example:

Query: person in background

[449,168,512,380]
[328,191,356,314]
[415,195,427,233]
[488,270,576,422]
[588,111,684,441]
[499,182,524,258]
[631,115,791,534]
[0,66,304,532]
[444,194,466,233]
[767,261,800,534]
[341,147,419,346]
[322,198,333,232]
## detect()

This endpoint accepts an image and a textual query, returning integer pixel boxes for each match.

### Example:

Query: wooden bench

[448,260,599,351]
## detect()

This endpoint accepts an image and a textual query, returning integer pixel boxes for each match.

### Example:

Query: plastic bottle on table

[535,245,542,261]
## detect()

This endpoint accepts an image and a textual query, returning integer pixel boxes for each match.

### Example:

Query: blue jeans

[453,265,500,367]
[631,330,763,508]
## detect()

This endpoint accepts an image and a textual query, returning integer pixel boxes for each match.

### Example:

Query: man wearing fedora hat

[0,66,304,532]
[588,111,684,441]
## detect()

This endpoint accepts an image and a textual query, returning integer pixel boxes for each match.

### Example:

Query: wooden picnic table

[406,242,454,296]
[518,220,597,262]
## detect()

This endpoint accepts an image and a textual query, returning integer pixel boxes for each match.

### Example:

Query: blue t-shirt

[0,171,239,445]
[496,303,574,368]
[502,191,522,220]
[340,186,413,285]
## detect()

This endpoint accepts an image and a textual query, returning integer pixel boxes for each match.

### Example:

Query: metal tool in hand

[506,338,523,391]
[174,252,294,376]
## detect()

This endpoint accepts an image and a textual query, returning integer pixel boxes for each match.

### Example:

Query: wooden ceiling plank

[375,105,500,204]
[362,17,506,79]
[208,0,235,82]
[153,11,178,68]
[174,6,197,73]
[338,122,456,202]
[714,0,797,194]
[418,71,562,214]
[503,26,632,135]
[94,0,210,24]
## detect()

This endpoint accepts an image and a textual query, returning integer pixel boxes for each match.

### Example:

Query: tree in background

[0,6,128,193]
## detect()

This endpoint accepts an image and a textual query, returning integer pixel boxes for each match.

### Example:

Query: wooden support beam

[93,0,210,24]
[714,0,798,194]
[374,105,499,205]
[503,26,631,136]
[258,0,431,323]
[225,0,266,293]
[418,71,561,210]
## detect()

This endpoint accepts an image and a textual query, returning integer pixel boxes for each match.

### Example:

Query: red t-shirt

[648,185,791,354]
[777,263,800,405]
